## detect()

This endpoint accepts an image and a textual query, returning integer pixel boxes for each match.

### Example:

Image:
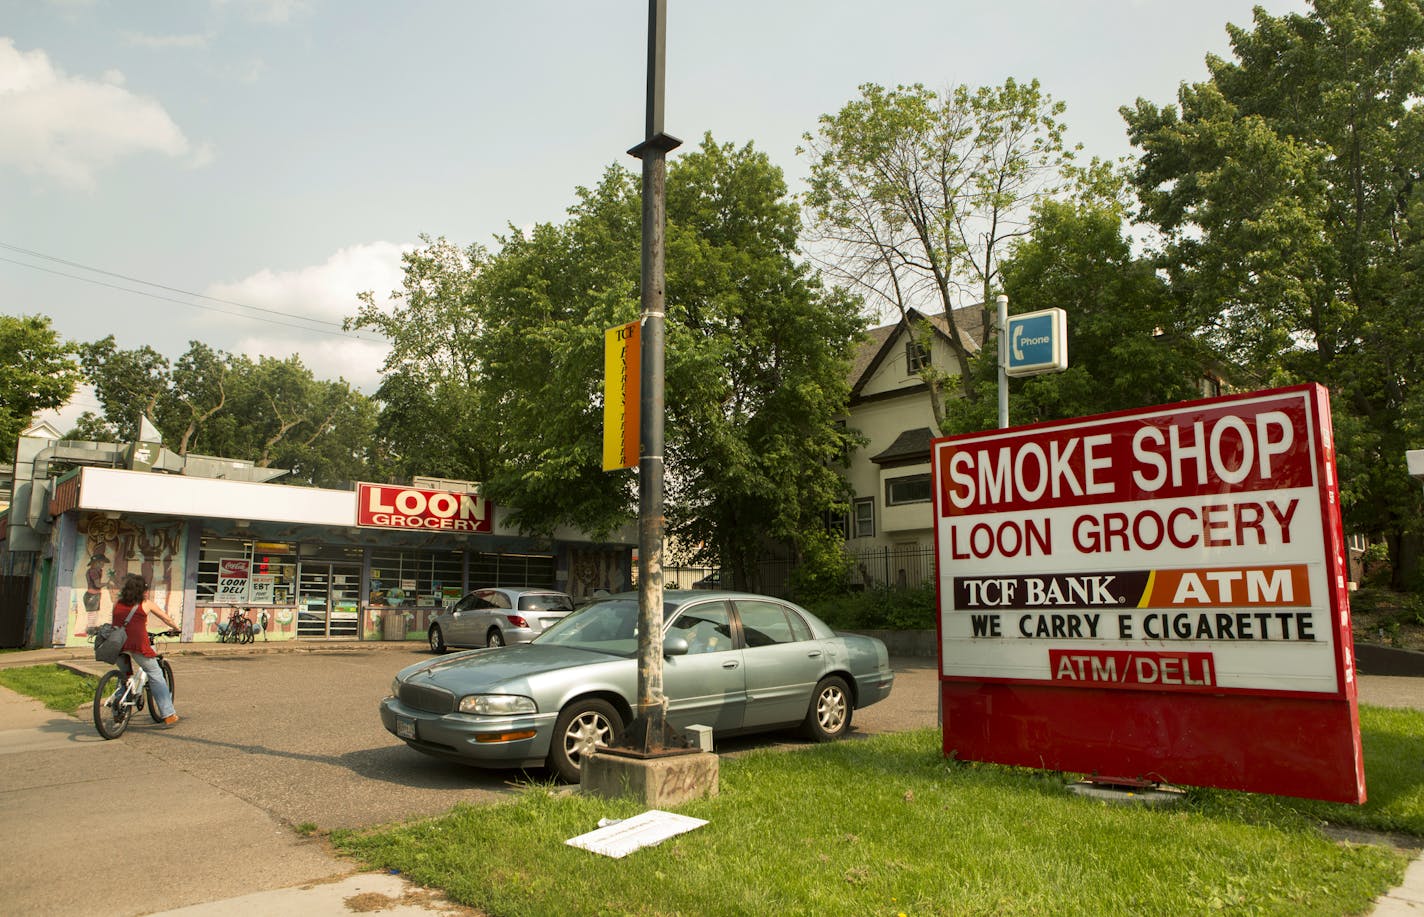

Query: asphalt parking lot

[62,646,943,832]
[247,649,934,827]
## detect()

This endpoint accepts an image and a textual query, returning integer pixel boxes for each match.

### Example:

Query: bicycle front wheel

[93,670,131,739]
[147,659,175,723]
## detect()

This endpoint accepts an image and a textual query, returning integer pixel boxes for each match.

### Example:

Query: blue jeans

[123,653,175,719]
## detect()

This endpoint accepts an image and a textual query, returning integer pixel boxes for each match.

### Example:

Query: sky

[2,0,1309,430]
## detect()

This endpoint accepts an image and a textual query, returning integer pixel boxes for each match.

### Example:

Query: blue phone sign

[1004,308,1067,377]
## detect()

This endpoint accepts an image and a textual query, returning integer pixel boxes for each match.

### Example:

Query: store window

[369,549,464,608]
[468,552,556,589]
[197,538,296,605]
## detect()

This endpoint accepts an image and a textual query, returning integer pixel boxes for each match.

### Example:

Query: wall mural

[568,549,627,602]
[70,514,186,640]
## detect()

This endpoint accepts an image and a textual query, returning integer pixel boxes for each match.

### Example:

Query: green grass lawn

[333,714,1424,917]
[0,664,97,713]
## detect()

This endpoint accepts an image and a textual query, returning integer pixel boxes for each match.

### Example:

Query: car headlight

[459,694,537,715]
[391,677,401,697]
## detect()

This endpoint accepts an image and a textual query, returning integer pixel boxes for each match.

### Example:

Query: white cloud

[233,334,390,391]
[205,241,416,390]
[206,241,413,324]
[0,37,208,188]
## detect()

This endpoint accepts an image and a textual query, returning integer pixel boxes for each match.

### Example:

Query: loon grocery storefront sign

[356,483,494,533]
[931,384,1365,803]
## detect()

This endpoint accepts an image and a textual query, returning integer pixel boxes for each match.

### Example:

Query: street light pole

[625,0,681,754]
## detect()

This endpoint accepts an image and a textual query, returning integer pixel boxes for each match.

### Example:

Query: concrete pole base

[580,749,720,807]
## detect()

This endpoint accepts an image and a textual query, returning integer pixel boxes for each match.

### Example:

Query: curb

[0,638,426,671]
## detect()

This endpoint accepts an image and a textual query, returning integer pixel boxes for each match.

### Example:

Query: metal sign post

[623,0,682,755]
[996,295,1009,429]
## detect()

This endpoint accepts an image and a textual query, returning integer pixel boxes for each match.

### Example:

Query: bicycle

[217,608,256,644]
[92,629,180,739]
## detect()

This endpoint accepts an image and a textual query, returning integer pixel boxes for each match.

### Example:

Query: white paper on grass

[565,809,708,858]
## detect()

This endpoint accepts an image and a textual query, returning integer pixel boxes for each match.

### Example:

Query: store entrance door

[297,562,362,638]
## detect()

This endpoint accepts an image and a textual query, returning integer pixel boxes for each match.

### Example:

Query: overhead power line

[0,241,388,342]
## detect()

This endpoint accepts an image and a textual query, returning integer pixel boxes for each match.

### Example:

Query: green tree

[1122,0,1424,587]
[156,342,228,456]
[75,335,171,441]
[0,314,81,445]
[75,338,376,487]
[944,191,1214,433]
[353,136,864,585]
[348,236,496,485]
[802,79,1079,426]
[193,353,376,487]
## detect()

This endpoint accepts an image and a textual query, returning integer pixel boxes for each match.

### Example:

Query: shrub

[784,532,855,602]
[803,584,937,631]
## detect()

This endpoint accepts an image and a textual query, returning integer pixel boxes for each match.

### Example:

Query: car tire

[486,628,505,648]
[801,676,852,742]
[428,625,447,654]
[548,698,623,783]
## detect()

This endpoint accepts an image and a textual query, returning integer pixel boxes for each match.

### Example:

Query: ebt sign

[357,483,494,533]
[931,385,1364,803]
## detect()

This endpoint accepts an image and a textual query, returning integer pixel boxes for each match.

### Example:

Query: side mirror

[664,636,689,657]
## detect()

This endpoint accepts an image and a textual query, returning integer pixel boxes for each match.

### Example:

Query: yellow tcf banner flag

[603,321,641,471]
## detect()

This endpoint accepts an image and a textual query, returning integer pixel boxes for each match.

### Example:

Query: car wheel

[486,628,505,648]
[428,625,447,654]
[548,699,623,783]
[801,676,852,742]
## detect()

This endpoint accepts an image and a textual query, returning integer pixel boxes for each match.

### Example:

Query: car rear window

[519,593,574,612]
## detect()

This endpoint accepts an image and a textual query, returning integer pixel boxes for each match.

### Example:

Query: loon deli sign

[931,384,1365,803]
[356,483,494,533]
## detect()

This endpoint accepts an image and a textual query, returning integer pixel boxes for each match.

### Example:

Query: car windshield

[518,593,574,612]
[534,598,678,656]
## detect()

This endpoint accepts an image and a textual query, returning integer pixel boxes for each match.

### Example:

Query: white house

[837,307,984,587]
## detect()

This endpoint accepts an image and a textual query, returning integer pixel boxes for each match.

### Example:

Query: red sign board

[931,384,1364,803]
[356,483,493,533]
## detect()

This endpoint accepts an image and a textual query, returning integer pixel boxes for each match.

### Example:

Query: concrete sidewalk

[0,685,459,916]
[0,640,473,915]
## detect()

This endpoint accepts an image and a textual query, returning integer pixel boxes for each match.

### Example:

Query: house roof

[849,304,985,398]
[869,427,935,465]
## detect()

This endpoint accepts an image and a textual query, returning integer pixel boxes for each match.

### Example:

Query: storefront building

[29,466,632,648]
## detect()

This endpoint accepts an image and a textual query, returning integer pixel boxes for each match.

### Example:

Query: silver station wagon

[427,587,575,652]
[381,590,895,781]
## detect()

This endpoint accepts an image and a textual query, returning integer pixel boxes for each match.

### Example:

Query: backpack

[94,606,139,664]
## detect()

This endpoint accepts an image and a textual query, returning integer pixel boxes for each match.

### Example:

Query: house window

[885,473,932,506]
[826,508,850,539]
[905,339,931,374]
[853,498,874,538]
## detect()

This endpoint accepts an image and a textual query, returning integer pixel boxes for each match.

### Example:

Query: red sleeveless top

[112,602,154,657]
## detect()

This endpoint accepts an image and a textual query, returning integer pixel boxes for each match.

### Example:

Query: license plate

[396,716,417,740]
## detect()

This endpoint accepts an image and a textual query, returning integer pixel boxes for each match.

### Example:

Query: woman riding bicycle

[113,573,181,727]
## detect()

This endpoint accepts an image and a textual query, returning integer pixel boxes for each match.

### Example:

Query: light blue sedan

[380,590,895,781]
